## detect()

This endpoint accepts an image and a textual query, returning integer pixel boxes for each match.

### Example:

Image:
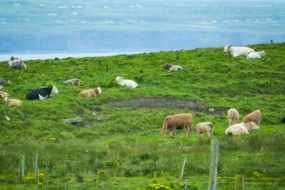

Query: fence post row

[19,155,25,183]
[208,139,219,190]
[235,175,245,190]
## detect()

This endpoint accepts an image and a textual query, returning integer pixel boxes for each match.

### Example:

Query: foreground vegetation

[0,43,285,189]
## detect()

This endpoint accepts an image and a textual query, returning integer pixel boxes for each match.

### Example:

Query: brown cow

[243,109,262,125]
[79,87,102,97]
[161,113,193,137]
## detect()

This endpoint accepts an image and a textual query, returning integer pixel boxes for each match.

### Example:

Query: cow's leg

[172,127,176,136]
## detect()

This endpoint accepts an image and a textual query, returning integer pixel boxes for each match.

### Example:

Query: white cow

[116,76,138,88]
[192,122,213,138]
[224,45,255,57]
[225,122,259,136]
[164,63,184,72]
[247,51,266,59]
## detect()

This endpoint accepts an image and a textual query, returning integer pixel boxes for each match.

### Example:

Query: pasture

[0,43,285,189]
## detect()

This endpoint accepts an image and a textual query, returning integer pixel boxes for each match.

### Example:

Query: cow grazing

[192,122,213,138]
[26,85,59,100]
[4,97,22,106]
[247,51,266,59]
[225,122,259,136]
[224,45,255,57]
[164,63,184,72]
[227,108,239,126]
[8,58,27,69]
[116,76,138,88]
[0,91,9,98]
[161,113,193,137]
[243,109,262,125]
[63,78,81,86]
[0,79,10,85]
[79,87,102,97]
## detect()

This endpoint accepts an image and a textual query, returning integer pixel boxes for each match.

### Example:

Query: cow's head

[52,85,59,94]
[224,44,230,53]
[96,87,102,94]
[163,63,171,69]
[259,51,266,57]
[248,121,259,131]
[116,76,122,82]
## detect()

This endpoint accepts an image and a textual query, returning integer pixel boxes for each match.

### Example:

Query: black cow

[26,85,59,100]
[281,117,285,124]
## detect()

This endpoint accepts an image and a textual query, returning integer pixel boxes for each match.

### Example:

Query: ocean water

[0,52,146,62]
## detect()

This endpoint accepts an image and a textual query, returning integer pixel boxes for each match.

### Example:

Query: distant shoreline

[0,51,154,62]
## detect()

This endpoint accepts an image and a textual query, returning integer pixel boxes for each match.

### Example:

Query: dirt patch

[106,97,227,114]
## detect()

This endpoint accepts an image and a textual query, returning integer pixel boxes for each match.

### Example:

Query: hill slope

[0,43,285,189]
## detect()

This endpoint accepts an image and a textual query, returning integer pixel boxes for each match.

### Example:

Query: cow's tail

[161,118,168,136]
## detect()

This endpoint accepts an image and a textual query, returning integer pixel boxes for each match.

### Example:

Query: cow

[63,78,81,86]
[247,51,266,59]
[0,91,9,98]
[8,58,27,69]
[225,122,259,136]
[281,117,285,124]
[26,85,59,100]
[161,113,193,137]
[192,122,213,138]
[0,79,10,85]
[79,87,102,97]
[4,97,22,106]
[227,108,239,126]
[243,109,262,125]
[116,76,138,88]
[164,63,184,72]
[224,44,255,57]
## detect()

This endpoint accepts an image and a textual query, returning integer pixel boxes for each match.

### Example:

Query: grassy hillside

[0,43,285,189]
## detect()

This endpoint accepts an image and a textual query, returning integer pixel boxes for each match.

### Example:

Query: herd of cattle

[161,109,261,138]
[1,45,284,137]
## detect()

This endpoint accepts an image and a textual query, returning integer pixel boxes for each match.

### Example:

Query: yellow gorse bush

[145,182,172,190]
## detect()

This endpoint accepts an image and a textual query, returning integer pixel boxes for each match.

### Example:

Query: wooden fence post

[34,154,38,173]
[235,175,245,190]
[19,155,25,183]
[208,139,219,190]
[45,168,49,190]
[180,156,187,179]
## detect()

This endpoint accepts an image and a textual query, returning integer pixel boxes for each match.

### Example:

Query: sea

[0,51,149,62]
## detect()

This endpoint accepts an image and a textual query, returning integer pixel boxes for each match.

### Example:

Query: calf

[79,87,102,97]
[192,122,213,138]
[247,51,266,59]
[161,113,193,137]
[4,97,22,106]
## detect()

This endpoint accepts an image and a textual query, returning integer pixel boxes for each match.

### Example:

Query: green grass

[0,43,285,189]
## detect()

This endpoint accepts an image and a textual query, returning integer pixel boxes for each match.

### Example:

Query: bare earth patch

[106,97,227,114]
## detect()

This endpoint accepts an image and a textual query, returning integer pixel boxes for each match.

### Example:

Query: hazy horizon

[1,0,285,54]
